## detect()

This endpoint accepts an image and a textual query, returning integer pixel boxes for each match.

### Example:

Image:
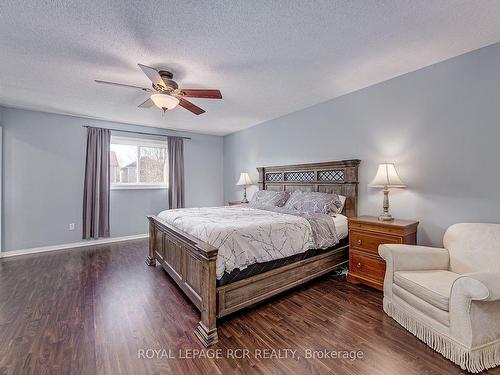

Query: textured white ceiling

[1,1,500,135]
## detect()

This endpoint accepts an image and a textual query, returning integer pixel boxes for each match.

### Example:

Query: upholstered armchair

[379,223,500,373]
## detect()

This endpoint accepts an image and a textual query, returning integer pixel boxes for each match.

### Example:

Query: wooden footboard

[147,215,348,347]
[146,216,219,346]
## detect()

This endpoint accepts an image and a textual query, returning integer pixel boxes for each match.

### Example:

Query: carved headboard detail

[257,159,361,218]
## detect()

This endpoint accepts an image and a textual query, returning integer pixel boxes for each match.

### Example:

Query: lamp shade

[236,172,253,186]
[150,94,180,110]
[369,163,406,188]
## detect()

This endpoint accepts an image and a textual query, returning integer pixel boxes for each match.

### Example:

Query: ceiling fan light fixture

[95,64,221,115]
[150,94,180,111]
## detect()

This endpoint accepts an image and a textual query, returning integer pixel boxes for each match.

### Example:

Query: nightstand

[227,200,248,206]
[347,216,419,291]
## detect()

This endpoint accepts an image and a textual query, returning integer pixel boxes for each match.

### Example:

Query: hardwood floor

[0,239,498,375]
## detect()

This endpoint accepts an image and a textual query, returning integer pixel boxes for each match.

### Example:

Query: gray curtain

[168,136,185,209]
[82,127,111,239]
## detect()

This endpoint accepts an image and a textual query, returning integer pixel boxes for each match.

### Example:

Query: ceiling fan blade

[138,98,155,108]
[178,98,205,115]
[138,64,165,88]
[95,80,153,91]
[179,89,222,99]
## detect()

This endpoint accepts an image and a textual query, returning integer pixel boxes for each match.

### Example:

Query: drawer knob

[357,239,362,245]
[356,262,362,268]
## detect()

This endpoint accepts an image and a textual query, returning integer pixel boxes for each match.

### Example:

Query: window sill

[111,185,168,191]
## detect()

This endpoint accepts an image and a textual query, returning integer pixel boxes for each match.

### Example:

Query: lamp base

[241,185,249,204]
[378,188,394,221]
[378,213,394,221]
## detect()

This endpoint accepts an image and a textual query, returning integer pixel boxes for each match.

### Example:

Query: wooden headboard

[257,159,361,218]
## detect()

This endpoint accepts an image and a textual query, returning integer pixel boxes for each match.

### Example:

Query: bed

[146,159,360,346]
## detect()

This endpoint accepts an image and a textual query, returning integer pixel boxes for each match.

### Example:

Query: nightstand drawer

[349,251,386,282]
[348,216,418,291]
[349,222,404,236]
[349,230,401,254]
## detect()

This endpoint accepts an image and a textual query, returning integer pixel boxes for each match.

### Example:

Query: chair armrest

[452,273,500,301]
[449,272,500,348]
[379,244,450,272]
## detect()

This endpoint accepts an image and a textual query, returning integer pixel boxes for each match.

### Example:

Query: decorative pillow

[284,191,342,214]
[336,195,347,214]
[250,190,290,207]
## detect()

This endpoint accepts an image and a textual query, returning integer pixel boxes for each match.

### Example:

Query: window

[110,136,168,189]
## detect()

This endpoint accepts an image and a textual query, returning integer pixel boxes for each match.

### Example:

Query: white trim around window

[110,135,168,190]
[110,135,167,148]
[111,184,168,190]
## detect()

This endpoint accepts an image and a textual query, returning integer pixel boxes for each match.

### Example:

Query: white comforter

[157,206,345,279]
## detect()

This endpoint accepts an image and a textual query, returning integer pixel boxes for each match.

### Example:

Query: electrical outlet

[69,223,76,231]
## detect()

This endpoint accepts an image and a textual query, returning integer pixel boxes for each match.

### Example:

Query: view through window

[110,136,168,189]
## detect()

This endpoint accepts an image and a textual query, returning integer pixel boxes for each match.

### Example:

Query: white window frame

[110,135,168,190]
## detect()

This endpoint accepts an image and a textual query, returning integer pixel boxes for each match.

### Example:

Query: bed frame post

[195,253,218,346]
[145,217,157,266]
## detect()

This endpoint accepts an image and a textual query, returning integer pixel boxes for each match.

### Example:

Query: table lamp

[369,163,406,221]
[236,172,253,203]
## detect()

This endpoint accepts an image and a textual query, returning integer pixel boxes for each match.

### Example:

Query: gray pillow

[283,191,342,214]
[250,190,290,207]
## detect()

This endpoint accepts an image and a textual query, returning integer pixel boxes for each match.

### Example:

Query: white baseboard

[0,233,148,258]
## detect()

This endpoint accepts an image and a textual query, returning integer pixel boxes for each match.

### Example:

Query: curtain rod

[81,125,191,140]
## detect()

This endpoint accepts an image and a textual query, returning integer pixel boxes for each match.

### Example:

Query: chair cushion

[394,270,461,311]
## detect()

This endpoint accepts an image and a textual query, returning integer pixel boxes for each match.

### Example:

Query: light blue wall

[1,107,223,251]
[4,43,500,250]
[224,42,500,246]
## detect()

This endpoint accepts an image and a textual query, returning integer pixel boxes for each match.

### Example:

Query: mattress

[157,206,347,280]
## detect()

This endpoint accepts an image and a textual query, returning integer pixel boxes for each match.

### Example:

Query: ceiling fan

[95,64,222,115]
